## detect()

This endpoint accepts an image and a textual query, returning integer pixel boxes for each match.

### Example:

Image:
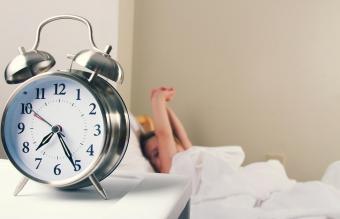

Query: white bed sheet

[116,117,340,219]
[170,146,340,219]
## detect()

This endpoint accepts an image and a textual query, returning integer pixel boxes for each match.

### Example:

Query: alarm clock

[1,15,130,200]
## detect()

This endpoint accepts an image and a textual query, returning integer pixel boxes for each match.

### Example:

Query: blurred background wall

[130,0,340,180]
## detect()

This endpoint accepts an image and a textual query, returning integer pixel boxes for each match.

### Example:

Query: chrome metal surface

[71,48,124,84]
[89,174,107,200]
[62,70,130,189]
[5,47,55,84]
[14,177,29,196]
[1,70,130,189]
[32,15,98,51]
[5,14,123,85]
[116,62,124,84]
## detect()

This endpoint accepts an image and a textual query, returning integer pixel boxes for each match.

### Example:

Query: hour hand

[36,132,54,151]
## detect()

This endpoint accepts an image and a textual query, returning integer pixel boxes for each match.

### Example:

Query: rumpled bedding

[170,146,340,219]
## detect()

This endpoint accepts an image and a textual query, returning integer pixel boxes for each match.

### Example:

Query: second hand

[29,106,53,128]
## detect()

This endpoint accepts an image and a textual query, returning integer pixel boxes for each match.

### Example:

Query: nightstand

[0,159,191,219]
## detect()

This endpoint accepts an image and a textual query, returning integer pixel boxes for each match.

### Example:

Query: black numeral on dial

[35,158,42,169]
[74,160,81,171]
[35,88,45,99]
[54,164,61,175]
[76,89,81,100]
[94,124,101,136]
[17,122,25,134]
[22,142,29,153]
[89,103,96,115]
[87,144,94,156]
[54,83,66,95]
[21,103,32,114]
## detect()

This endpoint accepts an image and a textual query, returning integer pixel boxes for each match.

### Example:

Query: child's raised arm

[151,87,177,173]
[167,107,192,150]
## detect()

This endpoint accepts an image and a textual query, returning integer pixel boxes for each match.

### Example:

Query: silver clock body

[1,70,130,189]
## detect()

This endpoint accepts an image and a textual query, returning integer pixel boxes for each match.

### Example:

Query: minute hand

[57,133,75,169]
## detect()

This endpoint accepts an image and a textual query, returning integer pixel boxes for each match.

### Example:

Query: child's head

[140,131,160,172]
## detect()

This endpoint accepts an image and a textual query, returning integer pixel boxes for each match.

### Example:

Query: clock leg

[89,174,107,200]
[14,176,29,196]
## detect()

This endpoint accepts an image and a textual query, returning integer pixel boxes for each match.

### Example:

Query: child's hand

[150,87,176,101]
[163,87,175,101]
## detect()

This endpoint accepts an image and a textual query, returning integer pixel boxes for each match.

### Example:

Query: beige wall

[117,0,135,107]
[131,0,340,180]
[0,0,134,158]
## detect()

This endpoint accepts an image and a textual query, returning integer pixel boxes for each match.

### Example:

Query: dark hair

[139,131,156,158]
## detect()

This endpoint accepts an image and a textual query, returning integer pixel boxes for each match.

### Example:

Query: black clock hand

[36,132,54,151]
[57,132,76,169]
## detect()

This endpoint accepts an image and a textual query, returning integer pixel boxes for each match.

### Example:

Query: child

[140,87,192,173]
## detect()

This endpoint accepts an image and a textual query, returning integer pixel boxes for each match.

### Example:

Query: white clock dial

[2,74,107,183]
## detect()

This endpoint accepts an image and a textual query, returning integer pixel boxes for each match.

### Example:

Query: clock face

[2,74,107,184]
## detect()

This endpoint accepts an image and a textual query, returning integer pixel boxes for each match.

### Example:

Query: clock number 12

[54,83,66,95]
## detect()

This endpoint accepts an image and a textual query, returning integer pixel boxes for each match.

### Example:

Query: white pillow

[322,161,340,190]
[192,145,245,169]
[116,113,155,172]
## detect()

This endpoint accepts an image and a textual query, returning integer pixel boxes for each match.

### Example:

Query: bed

[125,114,340,219]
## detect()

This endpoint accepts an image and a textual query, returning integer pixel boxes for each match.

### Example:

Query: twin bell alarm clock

[1,15,130,199]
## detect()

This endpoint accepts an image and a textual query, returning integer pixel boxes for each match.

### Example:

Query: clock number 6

[54,164,61,175]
